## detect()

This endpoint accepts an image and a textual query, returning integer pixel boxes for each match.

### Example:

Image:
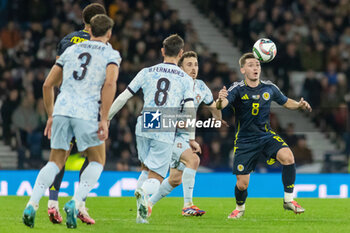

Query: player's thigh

[144,139,172,178]
[262,134,290,165]
[71,118,103,152]
[170,136,191,170]
[136,136,151,164]
[51,115,74,151]
[84,143,106,165]
[233,142,261,175]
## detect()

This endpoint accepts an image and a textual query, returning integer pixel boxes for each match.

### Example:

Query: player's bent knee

[236,182,249,191]
[276,148,295,165]
[169,176,182,187]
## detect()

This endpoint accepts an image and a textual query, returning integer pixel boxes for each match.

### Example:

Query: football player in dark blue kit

[47,3,106,225]
[217,52,311,219]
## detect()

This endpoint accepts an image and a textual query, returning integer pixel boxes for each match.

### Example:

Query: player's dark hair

[178,51,198,67]
[239,52,256,67]
[163,34,184,57]
[90,14,114,37]
[82,3,106,25]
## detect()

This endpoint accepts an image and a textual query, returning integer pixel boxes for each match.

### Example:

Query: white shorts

[170,134,191,169]
[51,115,103,151]
[136,136,172,177]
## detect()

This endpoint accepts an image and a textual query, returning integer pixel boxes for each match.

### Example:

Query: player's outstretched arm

[216,86,229,109]
[283,98,312,112]
[108,88,134,120]
[43,65,63,139]
[99,64,119,140]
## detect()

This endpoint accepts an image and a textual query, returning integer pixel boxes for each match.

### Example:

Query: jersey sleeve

[203,82,214,105]
[55,46,71,67]
[227,84,238,104]
[127,68,145,95]
[271,85,288,105]
[107,50,122,67]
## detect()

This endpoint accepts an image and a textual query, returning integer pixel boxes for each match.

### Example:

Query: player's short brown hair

[82,3,106,25]
[178,51,198,67]
[163,34,184,57]
[90,14,114,37]
[239,52,257,67]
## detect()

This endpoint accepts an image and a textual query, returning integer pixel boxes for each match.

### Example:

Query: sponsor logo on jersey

[263,92,270,100]
[252,95,260,100]
[241,94,249,100]
[70,36,88,44]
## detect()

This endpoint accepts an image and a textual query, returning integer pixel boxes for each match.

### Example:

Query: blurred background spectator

[0,0,346,173]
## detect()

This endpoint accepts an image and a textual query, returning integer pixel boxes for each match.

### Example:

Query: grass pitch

[1,196,350,233]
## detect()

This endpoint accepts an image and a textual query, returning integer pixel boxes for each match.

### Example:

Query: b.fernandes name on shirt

[148,67,184,77]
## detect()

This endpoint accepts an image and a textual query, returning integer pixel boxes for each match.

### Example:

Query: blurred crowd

[194,0,350,170]
[0,0,336,171]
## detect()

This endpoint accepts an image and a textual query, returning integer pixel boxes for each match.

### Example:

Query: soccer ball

[252,38,277,63]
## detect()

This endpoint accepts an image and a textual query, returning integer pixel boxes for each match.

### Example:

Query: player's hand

[98,120,109,141]
[44,116,53,139]
[218,86,228,100]
[189,140,202,154]
[298,97,312,112]
[219,119,229,127]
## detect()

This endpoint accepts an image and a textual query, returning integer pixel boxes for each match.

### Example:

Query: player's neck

[163,57,178,65]
[90,36,108,44]
[245,78,260,88]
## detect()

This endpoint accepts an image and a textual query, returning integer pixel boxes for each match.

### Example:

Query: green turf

[1,196,350,233]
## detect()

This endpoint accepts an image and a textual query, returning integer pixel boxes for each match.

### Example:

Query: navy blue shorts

[232,133,288,175]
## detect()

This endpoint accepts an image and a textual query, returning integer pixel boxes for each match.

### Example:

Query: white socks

[236,204,245,211]
[141,178,160,196]
[73,162,103,203]
[284,192,293,202]
[182,167,196,206]
[29,162,60,207]
[149,178,174,205]
[136,170,149,189]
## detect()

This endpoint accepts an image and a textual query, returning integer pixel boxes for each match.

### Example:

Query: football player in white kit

[108,35,198,223]
[149,51,222,216]
[23,14,121,229]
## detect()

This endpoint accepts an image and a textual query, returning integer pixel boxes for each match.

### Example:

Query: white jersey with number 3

[54,40,121,121]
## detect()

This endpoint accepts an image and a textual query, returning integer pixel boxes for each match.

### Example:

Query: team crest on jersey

[252,95,260,100]
[263,92,270,101]
[196,94,201,103]
[237,164,244,172]
[177,143,182,148]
